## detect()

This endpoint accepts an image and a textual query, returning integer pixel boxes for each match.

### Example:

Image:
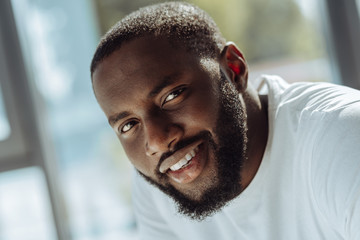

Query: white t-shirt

[132,75,360,240]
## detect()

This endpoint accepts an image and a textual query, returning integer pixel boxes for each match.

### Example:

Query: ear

[220,42,248,92]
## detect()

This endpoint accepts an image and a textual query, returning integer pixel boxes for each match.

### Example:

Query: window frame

[0,1,70,239]
[321,0,360,89]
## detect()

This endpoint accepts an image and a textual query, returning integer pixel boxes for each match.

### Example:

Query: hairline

[91,34,223,80]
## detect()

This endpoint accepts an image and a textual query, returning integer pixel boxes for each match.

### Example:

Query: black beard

[139,72,248,220]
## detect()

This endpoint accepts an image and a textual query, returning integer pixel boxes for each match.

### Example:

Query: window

[0,167,57,240]
[10,0,137,239]
[4,0,359,239]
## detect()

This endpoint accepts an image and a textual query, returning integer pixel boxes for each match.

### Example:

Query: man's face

[93,37,247,219]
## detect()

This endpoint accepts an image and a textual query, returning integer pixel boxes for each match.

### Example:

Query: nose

[144,115,183,157]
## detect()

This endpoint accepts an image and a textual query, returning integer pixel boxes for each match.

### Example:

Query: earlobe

[220,42,248,92]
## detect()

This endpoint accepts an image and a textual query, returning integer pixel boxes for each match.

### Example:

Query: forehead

[92,37,213,115]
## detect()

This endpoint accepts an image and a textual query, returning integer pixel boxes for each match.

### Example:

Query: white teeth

[169,147,198,171]
[170,158,188,171]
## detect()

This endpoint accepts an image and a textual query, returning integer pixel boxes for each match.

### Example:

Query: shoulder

[265,76,360,111]
[263,76,360,134]
[299,84,360,239]
[260,75,360,111]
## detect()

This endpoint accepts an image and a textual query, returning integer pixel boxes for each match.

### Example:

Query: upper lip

[159,140,203,173]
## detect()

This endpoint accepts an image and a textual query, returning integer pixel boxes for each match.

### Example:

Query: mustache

[156,130,212,173]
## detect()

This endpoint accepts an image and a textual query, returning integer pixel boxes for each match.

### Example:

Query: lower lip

[166,143,206,184]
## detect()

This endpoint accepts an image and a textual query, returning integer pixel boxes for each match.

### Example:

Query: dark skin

[92,36,268,202]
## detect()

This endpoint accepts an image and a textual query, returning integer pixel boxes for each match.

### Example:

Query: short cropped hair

[90,1,226,76]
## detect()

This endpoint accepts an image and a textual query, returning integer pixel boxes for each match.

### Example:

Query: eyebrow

[148,72,181,98]
[108,72,182,126]
[108,111,131,126]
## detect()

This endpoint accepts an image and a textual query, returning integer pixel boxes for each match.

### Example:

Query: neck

[240,86,269,190]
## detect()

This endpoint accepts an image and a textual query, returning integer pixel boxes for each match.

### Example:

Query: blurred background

[0,0,359,239]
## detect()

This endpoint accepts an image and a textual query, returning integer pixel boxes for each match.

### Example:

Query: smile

[169,146,199,171]
[159,141,207,184]
[159,139,203,174]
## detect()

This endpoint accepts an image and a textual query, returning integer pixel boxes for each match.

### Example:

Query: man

[91,2,360,239]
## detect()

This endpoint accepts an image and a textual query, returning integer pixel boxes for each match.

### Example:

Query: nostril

[168,138,177,149]
[144,122,183,156]
[145,141,160,157]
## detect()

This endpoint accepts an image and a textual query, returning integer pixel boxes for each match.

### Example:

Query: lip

[166,142,207,184]
[159,139,203,174]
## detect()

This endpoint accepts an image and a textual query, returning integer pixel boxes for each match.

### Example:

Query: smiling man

[91,2,360,239]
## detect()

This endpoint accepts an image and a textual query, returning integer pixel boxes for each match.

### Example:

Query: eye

[120,120,138,133]
[163,87,186,105]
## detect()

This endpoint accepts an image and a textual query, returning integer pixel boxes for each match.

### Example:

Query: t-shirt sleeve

[132,169,178,240]
[311,103,360,240]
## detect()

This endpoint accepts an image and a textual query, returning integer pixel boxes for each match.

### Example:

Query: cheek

[186,90,219,127]
[186,107,217,129]
[120,138,152,175]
